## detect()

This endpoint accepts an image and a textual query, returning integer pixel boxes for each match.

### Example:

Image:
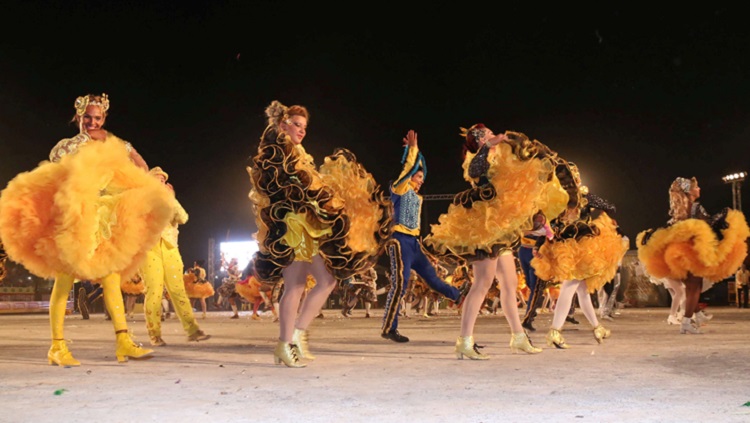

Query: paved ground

[1,306,750,423]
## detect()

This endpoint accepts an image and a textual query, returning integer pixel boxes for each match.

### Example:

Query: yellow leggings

[142,240,199,338]
[50,273,127,340]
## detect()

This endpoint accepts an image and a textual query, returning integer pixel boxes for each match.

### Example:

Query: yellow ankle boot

[546,328,569,349]
[48,339,80,367]
[593,324,611,343]
[292,328,315,360]
[115,331,154,363]
[509,332,542,354]
[455,336,489,360]
[273,341,306,368]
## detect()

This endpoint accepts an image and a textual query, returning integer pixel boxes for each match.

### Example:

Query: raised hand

[402,129,418,148]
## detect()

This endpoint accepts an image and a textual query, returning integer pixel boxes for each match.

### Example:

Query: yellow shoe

[251,314,261,321]
[509,332,542,354]
[187,329,211,342]
[116,332,154,363]
[150,336,167,347]
[455,336,489,360]
[593,324,611,344]
[273,341,306,368]
[48,339,81,367]
[545,328,569,349]
[292,328,316,360]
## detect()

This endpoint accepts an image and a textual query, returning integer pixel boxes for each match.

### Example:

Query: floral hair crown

[74,93,110,116]
[458,124,487,142]
[673,177,694,194]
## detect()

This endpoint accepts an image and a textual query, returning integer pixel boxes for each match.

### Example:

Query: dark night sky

[2,3,750,265]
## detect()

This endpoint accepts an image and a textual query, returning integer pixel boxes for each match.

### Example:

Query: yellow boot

[48,339,80,367]
[593,324,611,344]
[115,331,154,363]
[455,336,489,360]
[292,328,315,360]
[273,341,306,368]
[546,328,569,349]
[49,274,79,366]
[509,332,542,354]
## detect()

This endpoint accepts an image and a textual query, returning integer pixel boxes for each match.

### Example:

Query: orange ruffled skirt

[425,141,566,262]
[636,209,749,283]
[183,272,215,299]
[0,139,173,281]
[532,213,628,292]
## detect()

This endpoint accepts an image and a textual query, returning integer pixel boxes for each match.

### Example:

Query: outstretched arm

[392,130,422,193]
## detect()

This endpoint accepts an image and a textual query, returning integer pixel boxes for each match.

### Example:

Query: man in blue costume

[381,130,467,343]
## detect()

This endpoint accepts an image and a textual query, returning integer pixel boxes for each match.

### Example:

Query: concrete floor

[1,306,750,422]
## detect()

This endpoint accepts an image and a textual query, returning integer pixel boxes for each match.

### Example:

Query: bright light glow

[219,241,259,271]
[722,171,747,183]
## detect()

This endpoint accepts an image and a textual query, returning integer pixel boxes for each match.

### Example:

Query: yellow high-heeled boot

[49,274,79,366]
[273,341,306,368]
[593,324,611,343]
[48,339,80,367]
[115,331,155,363]
[545,328,569,349]
[455,336,489,360]
[510,332,542,354]
[292,328,316,360]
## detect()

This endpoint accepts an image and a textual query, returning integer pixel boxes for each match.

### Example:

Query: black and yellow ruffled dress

[121,273,146,296]
[0,136,173,282]
[184,267,215,299]
[247,125,392,283]
[636,206,749,284]
[423,131,567,265]
[531,163,629,293]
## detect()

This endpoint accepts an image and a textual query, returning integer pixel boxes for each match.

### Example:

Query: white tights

[278,255,336,342]
[663,278,686,317]
[461,253,523,336]
[552,279,599,329]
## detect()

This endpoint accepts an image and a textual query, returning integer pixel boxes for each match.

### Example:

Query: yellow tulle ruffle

[121,275,145,295]
[183,272,215,299]
[0,138,173,281]
[319,153,386,256]
[636,209,749,282]
[532,213,628,292]
[281,211,332,262]
[425,140,566,261]
[236,275,275,303]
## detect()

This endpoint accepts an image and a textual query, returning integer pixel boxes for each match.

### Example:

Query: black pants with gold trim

[381,232,460,334]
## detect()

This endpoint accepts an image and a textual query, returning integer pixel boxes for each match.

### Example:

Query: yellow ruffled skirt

[636,209,749,283]
[183,272,215,299]
[0,139,173,281]
[121,275,146,295]
[532,213,628,292]
[424,142,566,262]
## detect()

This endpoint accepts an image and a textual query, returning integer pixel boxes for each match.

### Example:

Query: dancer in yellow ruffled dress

[532,161,629,348]
[0,93,173,366]
[248,100,392,367]
[184,260,214,319]
[121,273,145,319]
[424,124,568,359]
[636,177,749,334]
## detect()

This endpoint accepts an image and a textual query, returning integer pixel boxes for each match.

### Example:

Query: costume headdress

[672,177,695,194]
[74,93,110,116]
[459,123,488,145]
